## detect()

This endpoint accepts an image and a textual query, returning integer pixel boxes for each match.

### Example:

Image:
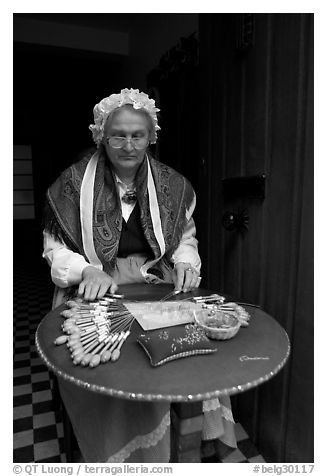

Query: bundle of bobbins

[53,294,135,368]
[192,294,251,327]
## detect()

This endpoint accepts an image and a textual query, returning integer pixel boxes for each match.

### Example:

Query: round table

[36,284,290,462]
[36,284,290,403]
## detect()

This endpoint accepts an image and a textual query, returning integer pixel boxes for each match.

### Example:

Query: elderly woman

[42,88,236,462]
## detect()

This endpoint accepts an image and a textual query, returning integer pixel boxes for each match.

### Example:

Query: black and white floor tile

[13,257,265,463]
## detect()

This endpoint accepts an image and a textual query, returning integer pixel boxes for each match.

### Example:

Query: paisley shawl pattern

[45,149,195,275]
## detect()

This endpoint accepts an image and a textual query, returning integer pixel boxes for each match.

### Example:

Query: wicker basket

[193,309,241,340]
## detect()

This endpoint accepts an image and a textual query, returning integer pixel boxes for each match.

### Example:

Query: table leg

[170,402,203,463]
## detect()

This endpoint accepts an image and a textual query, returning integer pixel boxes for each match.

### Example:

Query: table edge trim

[35,322,291,402]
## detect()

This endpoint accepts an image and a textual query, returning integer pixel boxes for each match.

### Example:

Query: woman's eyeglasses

[106,137,149,150]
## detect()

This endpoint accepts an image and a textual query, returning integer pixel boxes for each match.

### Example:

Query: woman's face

[103,107,150,179]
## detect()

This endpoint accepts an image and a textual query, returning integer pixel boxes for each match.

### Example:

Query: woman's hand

[172,262,201,293]
[78,266,118,301]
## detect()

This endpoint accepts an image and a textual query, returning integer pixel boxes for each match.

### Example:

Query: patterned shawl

[44,149,195,275]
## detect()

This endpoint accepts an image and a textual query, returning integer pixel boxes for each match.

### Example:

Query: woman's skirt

[56,255,237,462]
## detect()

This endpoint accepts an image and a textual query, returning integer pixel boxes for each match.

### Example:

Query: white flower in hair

[89,88,161,147]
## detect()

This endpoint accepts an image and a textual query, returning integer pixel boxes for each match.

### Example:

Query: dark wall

[197,13,313,462]
[147,33,200,188]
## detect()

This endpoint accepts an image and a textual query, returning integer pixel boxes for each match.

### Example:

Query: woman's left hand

[172,262,201,293]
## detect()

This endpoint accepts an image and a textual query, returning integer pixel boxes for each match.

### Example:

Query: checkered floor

[13,258,66,463]
[13,254,265,463]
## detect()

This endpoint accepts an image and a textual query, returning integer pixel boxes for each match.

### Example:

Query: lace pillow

[137,324,217,367]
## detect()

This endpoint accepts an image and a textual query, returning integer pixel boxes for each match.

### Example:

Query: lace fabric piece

[203,398,221,413]
[202,396,236,442]
[203,399,234,423]
[106,411,170,463]
[221,404,235,423]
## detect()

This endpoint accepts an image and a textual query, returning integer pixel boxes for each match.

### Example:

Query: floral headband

[89,88,161,147]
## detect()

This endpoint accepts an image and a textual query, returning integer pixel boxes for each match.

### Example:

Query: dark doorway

[14,42,128,225]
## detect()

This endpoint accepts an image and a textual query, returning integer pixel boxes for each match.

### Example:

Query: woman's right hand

[78,266,118,301]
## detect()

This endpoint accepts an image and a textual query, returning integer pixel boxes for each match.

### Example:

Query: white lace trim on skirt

[203,398,220,412]
[106,411,170,463]
[203,398,234,423]
[220,405,235,422]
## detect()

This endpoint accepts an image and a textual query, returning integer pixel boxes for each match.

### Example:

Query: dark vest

[117,203,154,258]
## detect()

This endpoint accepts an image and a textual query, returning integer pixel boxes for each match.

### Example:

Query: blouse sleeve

[42,231,90,288]
[170,217,201,273]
